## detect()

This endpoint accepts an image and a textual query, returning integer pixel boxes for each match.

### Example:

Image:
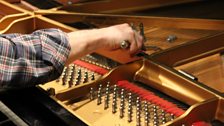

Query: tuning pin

[153,111,159,126]
[162,116,166,124]
[136,111,141,126]
[104,95,109,110]
[77,68,81,75]
[68,79,73,88]
[97,87,102,105]
[83,71,88,83]
[91,73,95,80]
[97,92,102,105]
[75,68,81,85]
[62,75,67,85]
[112,100,117,113]
[106,82,110,92]
[144,115,149,126]
[136,101,141,126]
[90,87,94,100]
[113,85,118,100]
[128,93,132,104]
[62,67,69,85]
[161,110,166,119]
[136,97,140,104]
[120,94,125,106]
[170,113,175,120]
[105,85,110,100]
[120,88,124,96]
[119,105,124,118]
[153,120,158,126]
[68,69,75,87]
[127,102,133,123]
[128,110,132,123]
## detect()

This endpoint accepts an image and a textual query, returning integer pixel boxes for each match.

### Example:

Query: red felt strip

[192,121,211,126]
[73,60,108,75]
[117,80,185,116]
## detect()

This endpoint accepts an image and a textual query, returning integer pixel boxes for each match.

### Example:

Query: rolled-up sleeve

[0,28,71,89]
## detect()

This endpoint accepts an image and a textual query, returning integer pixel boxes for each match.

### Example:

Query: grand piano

[0,0,224,126]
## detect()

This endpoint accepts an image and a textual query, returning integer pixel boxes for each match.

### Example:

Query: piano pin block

[41,59,109,94]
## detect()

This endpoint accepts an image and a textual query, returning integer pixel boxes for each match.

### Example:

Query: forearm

[66,29,105,65]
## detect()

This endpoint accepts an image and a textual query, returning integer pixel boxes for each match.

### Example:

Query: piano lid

[55,0,201,14]
[7,0,201,13]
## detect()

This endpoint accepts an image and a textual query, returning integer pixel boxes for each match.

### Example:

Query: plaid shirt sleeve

[0,28,71,89]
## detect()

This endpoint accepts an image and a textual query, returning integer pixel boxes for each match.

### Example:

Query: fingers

[128,26,144,55]
[129,31,139,55]
[136,31,144,50]
[102,23,144,55]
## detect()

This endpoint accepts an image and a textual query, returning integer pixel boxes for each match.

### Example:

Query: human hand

[99,23,144,56]
[66,23,144,65]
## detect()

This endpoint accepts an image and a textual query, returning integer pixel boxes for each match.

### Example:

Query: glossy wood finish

[0,1,31,33]
[0,15,76,34]
[2,1,224,125]
[54,59,224,125]
[57,0,199,14]
[175,54,224,93]
[37,11,224,64]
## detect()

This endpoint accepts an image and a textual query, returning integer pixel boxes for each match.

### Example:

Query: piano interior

[175,52,224,93]
[0,0,224,126]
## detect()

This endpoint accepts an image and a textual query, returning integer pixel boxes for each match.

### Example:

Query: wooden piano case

[30,11,224,125]
[1,1,224,125]
[0,0,32,33]
[55,0,199,14]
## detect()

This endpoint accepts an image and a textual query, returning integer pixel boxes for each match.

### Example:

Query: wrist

[86,28,106,51]
[66,29,105,64]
